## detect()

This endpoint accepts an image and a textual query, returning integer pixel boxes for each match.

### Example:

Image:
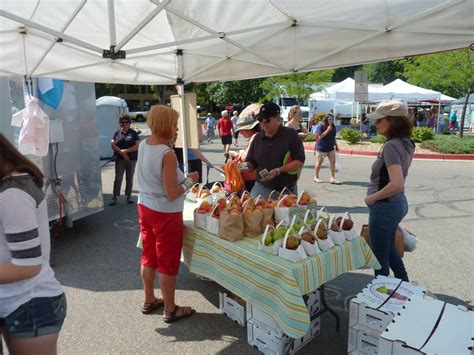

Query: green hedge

[304,132,316,142]
[411,127,435,143]
[420,135,474,154]
[340,128,363,144]
[370,135,387,144]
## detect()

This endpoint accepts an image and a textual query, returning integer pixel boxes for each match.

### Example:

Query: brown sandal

[141,298,164,314]
[163,305,196,323]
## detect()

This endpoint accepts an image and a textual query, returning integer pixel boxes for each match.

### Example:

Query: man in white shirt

[231,110,239,146]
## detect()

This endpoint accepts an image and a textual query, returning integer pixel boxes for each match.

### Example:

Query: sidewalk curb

[303,143,474,161]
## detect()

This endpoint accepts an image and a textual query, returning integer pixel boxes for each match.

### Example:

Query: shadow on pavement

[434,293,473,308]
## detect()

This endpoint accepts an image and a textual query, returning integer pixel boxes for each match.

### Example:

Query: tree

[205,78,264,107]
[260,70,334,104]
[362,60,405,84]
[402,49,473,137]
[332,65,362,82]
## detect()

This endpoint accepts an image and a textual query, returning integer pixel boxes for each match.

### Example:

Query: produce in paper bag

[196,186,213,205]
[274,194,302,224]
[278,227,307,262]
[259,225,283,255]
[194,201,212,229]
[313,218,334,251]
[336,212,358,240]
[316,207,330,225]
[209,182,226,202]
[299,226,321,256]
[218,203,244,242]
[206,200,226,235]
[328,215,345,245]
[302,209,317,232]
[185,183,201,202]
[242,198,263,237]
[255,195,274,231]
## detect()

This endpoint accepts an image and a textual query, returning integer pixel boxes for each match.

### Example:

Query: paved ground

[8,126,473,354]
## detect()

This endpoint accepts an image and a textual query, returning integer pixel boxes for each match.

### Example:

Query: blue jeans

[368,196,409,281]
[0,293,67,339]
[250,181,297,199]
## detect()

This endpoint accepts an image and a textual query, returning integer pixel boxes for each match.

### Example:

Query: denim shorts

[0,293,67,339]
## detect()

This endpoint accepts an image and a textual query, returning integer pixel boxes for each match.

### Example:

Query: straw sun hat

[235,114,259,132]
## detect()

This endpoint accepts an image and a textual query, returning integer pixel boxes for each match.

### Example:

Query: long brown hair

[0,133,44,188]
[385,115,413,140]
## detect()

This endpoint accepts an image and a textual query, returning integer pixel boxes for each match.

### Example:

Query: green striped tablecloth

[182,222,380,338]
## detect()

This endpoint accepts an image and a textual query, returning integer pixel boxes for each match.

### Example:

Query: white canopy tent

[0,0,471,166]
[0,0,472,84]
[376,79,457,101]
[310,78,388,102]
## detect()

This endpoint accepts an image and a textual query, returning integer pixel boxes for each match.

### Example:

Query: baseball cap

[258,102,281,120]
[367,100,408,120]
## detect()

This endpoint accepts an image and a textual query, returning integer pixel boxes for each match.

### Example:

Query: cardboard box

[247,318,321,355]
[348,326,380,355]
[247,290,321,337]
[349,276,427,335]
[219,291,246,327]
[379,296,473,354]
[360,224,404,257]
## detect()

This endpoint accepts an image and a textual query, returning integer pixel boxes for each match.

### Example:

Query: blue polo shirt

[316,124,337,152]
[112,129,140,160]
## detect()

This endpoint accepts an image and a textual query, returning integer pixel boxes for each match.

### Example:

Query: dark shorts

[233,131,239,139]
[0,293,67,340]
[221,135,232,145]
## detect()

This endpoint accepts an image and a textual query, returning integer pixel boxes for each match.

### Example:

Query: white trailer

[0,77,104,225]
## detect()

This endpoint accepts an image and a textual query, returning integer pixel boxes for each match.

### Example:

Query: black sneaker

[127,196,134,204]
[109,198,117,206]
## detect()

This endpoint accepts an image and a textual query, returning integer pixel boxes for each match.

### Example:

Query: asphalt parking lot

[10,128,473,354]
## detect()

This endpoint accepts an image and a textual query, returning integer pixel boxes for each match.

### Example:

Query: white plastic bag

[335,151,341,172]
[401,227,418,252]
[327,216,346,245]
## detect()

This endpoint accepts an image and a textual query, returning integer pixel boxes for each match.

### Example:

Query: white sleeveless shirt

[137,141,185,213]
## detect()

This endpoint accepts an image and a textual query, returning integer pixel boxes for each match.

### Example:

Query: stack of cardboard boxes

[379,296,473,354]
[246,290,321,355]
[348,276,427,355]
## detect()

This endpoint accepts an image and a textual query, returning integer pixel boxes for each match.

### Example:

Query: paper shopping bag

[206,204,221,235]
[298,226,321,256]
[259,224,283,255]
[218,211,244,242]
[339,212,358,241]
[313,219,334,251]
[278,228,307,262]
[255,195,275,231]
[327,216,345,246]
[242,199,263,237]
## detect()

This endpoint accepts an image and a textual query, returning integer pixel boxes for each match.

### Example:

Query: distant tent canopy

[310,78,456,103]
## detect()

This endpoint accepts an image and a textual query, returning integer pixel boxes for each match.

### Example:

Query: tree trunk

[459,88,472,138]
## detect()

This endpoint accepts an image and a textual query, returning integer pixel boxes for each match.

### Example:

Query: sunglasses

[257,116,271,123]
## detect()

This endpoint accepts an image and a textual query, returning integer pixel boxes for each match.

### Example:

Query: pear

[301,233,315,244]
[286,235,300,250]
[316,228,327,240]
[264,234,273,246]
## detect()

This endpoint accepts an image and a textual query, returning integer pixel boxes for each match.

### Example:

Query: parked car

[129,110,148,122]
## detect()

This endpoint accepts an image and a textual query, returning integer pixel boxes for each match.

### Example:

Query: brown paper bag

[360,224,404,258]
[255,195,274,231]
[241,199,263,237]
[218,211,244,242]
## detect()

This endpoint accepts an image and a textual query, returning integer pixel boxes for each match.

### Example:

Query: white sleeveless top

[137,141,185,213]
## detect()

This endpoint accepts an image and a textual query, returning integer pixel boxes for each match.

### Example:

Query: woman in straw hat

[365,100,415,282]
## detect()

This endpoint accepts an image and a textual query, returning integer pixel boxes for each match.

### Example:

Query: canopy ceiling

[0,0,472,84]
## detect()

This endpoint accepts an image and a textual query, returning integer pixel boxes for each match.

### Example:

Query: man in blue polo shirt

[245,102,305,198]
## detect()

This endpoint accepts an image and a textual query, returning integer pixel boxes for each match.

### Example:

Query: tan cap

[367,100,408,120]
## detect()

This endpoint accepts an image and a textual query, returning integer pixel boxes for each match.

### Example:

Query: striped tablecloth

[182,222,380,338]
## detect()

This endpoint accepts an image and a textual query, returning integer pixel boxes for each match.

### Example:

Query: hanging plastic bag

[335,151,341,172]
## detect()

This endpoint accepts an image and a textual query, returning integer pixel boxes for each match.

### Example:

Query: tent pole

[437,100,441,134]
[177,82,188,174]
[176,49,188,174]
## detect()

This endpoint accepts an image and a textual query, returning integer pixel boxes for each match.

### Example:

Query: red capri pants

[138,204,184,276]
